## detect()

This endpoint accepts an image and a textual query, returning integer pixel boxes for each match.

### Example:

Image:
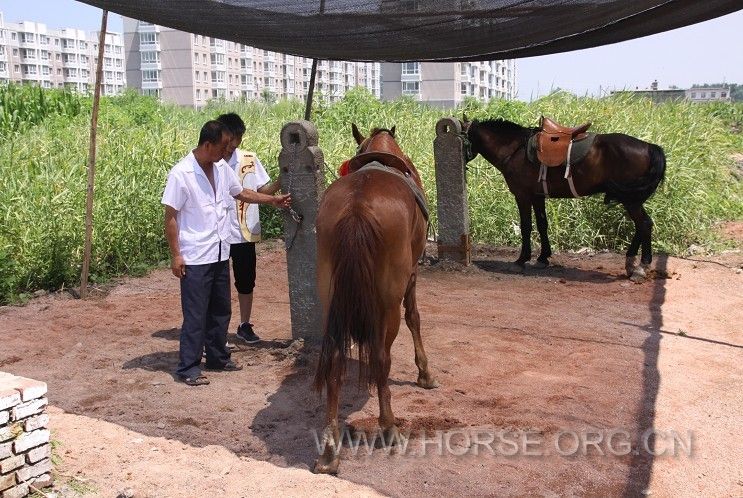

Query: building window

[701,92,706,98]
[721,92,727,98]
[690,92,696,98]
[401,62,420,75]
[141,51,159,64]
[210,53,225,65]
[710,92,716,98]
[139,32,157,45]
[461,82,468,95]
[402,81,420,95]
[142,69,160,82]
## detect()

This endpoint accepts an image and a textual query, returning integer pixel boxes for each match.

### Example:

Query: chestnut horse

[313,124,438,474]
[464,117,666,280]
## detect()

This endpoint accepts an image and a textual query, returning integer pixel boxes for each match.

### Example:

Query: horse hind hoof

[630,265,648,283]
[313,457,340,475]
[625,256,637,277]
[416,376,439,389]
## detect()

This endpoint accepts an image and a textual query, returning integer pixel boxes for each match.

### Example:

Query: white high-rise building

[381,61,517,106]
[123,18,381,108]
[0,11,125,95]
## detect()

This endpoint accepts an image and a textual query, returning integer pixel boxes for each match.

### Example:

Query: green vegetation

[0,84,741,303]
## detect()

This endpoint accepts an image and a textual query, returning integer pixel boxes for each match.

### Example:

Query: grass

[0,84,741,303]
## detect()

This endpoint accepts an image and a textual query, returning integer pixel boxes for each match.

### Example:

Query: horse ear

[351,123,364,145]
[390,125,396,137]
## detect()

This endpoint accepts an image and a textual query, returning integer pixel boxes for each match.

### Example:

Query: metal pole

[303,0,324,121]
[303,58,318,121]
[80,10,108,299]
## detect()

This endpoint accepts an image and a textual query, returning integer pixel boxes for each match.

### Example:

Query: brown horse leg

[532,196,551,268]
[314,357,342,474]
[378,309,401,444]
[514,197,533,268]
[403,274,438,389]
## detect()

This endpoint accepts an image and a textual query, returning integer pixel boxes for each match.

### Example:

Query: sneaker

[226,340,236,350]
[236,322,261,344]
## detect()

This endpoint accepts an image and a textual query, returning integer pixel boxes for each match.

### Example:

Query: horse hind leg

[377,308,405,446]
[623,203,652,281]
[513,197,533,270]
[314,354,342,474]
[403,274,438,389]
[533,196,552,268]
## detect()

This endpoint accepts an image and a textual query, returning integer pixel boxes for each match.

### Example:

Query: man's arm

[257,178,281,195]
[164,205,185,278]
[234,188,291,209]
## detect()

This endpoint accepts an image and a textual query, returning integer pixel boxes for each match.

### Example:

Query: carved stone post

[278,121,324,341]
[434,117,471,265]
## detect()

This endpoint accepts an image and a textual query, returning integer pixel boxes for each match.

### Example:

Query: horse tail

[604,143,666,205]
[314,205,385,393]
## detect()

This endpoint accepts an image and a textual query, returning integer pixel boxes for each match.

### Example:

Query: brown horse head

[347,124,423,189]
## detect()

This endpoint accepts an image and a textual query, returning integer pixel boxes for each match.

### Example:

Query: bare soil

[1,238,741,497]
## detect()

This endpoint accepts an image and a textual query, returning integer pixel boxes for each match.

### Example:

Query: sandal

[179,374,210,386]
[204,361,243,372]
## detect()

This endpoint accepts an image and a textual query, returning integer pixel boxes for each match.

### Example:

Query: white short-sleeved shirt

[161,151,243,265]
[225,148,270,244]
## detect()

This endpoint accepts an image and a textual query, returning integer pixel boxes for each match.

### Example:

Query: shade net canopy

[78,0,741,61]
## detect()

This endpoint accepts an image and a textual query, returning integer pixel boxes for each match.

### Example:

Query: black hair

[216,112,246,136]
[198,120,228,146]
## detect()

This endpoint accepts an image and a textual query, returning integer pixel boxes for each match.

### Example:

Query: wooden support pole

[80,10,108,299]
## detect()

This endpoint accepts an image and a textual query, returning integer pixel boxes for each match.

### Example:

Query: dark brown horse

[463,117,666,280]
[313,124,437,474]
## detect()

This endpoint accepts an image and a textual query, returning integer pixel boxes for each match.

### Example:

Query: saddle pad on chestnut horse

[354,161,429,221]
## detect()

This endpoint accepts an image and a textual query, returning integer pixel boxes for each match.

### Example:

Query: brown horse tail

[314,205,385,393]
[605,143,666,205]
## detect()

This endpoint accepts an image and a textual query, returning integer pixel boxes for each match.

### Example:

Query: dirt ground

[1,237,741,497]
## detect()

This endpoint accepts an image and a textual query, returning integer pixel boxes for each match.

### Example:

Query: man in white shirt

[217,113,279,344]
[162,120,291,386]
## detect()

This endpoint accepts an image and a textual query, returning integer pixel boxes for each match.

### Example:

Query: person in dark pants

[217,113,281,344]
[162,120,291,386]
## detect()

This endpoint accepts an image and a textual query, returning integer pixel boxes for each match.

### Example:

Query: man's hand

[270,193,292,209]
[171,255,186,279]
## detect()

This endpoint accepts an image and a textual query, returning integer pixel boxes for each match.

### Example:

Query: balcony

[142,80,163,90]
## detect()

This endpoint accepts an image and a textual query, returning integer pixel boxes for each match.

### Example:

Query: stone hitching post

[278,121,325,341]
[434,117,471,265]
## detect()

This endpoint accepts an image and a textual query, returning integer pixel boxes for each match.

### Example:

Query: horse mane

[474,118,532,135]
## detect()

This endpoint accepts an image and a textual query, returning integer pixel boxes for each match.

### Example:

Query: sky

[1,1,742,101]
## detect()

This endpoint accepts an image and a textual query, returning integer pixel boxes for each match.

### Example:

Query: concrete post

[278,121,324,341]
[434,117,471,265]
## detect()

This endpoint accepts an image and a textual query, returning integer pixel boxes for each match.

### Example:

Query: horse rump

[604,143,666,205]
[314,207,386,393]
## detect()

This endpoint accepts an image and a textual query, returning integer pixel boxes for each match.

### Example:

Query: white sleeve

[226,164,244,197]
[161,171,187,210]
[254,157,271,189]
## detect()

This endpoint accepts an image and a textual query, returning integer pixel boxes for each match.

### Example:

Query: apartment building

[123,18,381,108]
[0,11,125,95]
[686,86,732,102]
[381,60,517,107]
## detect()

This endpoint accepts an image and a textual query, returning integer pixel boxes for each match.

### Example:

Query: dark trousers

[176,260,231,378]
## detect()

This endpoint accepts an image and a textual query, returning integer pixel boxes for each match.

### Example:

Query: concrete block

[10,398,47,421]
[0,442,12,460]
[0,412,8,426]
[22,414,48,433]
[25,444,50,464]
[0,473,16,492]
[14,457,51,483]
[0,454,24,474]
[1,482,29,498]
[0,392,20,413]
[12,380,46,403]
[12,429,49,454]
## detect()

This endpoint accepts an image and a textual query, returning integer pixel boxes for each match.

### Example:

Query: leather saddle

[347,151,414,177]
[536,116,592,167]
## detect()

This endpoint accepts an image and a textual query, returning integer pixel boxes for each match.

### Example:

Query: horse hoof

[510,262,526,273]
[625,256,637,277]
[630,265,647,283]
[383,425,405,446]
[533,260,549,269]
[313,457,340,475]
[416,376,439,389]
